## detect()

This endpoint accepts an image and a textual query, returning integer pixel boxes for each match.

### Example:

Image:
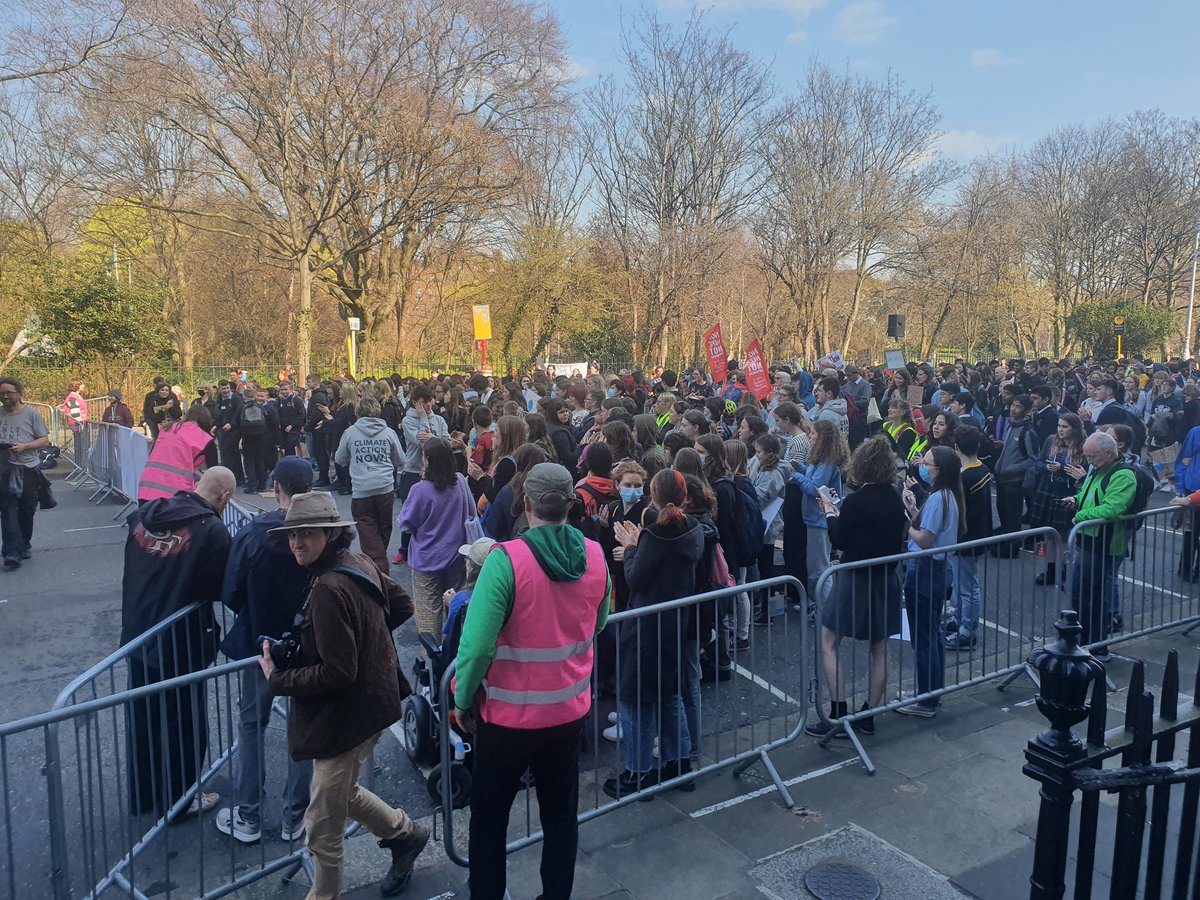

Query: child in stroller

[401,537,496,809]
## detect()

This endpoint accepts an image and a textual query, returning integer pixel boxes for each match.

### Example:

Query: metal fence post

[1023,610,1104,900]
[43,724,72,900]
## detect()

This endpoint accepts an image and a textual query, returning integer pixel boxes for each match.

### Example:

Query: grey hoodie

[400,408,450,473]
[806,396,849,437]
[334,417,404,499]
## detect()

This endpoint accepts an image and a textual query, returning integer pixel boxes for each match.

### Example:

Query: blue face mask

[606,388,617,398]
[620,486,643,505]
[918,465,931,483]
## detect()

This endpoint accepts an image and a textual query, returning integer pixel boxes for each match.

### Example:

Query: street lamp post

[1185,208,1200,361]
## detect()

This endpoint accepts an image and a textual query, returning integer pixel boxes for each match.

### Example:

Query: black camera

[258,632,301,669]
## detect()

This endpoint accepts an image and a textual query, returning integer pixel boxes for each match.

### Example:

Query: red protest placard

[744,339,771,400]
[704,324,728,384]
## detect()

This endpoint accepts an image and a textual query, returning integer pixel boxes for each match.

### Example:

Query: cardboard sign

[906,385,925,407]
[817,349,845,371]
[704,324,728,384]
[744,339,771,400]
[884,349,906,371]
[1151,442,1180,481]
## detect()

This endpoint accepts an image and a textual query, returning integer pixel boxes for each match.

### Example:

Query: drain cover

[803,860,881,900]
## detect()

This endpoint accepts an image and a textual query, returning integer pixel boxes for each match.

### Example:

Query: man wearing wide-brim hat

[259,492,428,898]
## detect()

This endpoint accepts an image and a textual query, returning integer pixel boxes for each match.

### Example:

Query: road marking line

[733,663,801,705]
[980,618,1030,640]
[388,722,407,748]
[1120,575,1191,600]
[63,524,126,532]
[689,758,857,818]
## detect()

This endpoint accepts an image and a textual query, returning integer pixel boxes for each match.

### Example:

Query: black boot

[378,822,430,897]
[603,768,660,801]
[1034,563,1056,586]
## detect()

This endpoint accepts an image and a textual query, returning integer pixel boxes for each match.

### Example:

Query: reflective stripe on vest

[480,536,608,730]
[137,423,211,501]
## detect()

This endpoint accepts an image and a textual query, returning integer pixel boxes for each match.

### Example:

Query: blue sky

[552,0,1200,160]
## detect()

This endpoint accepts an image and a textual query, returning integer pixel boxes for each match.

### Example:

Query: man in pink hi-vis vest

[451,463,610,900]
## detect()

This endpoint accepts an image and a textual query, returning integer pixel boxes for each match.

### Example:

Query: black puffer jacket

[619,514,704,705]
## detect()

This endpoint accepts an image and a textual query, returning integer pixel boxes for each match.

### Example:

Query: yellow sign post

[1114,315,1126,359]
[472,304,492,372]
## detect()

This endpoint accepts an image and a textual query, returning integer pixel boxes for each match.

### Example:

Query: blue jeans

[904,556,949,707]
[681,640,701,750]
[620,696,690,772]
[234,667,311,828]
[949,553,981,639]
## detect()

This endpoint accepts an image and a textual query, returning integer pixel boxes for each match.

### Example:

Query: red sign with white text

[704,324,728,384]
[744,339,771,400]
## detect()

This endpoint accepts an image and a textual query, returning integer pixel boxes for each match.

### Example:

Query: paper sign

[817,349,845,371]
[884,349,906,370]
[704,324,728,384]
[760,496,784,530]
[744,339,771,400]
[906,385,925,407]
[1151,442,1180,481]
[472,304,492,341]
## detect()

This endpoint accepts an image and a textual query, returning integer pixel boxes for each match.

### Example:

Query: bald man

[1060,433,1137,651]
[121,466,236,818]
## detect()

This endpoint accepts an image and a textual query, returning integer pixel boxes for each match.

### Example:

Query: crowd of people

[96,349,1200,899]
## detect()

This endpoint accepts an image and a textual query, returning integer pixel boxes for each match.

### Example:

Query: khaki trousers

[304,731,413,900]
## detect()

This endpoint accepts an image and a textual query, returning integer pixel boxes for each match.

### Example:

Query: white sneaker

[651,736,660,759]
[603,723,623,742]
[607,711,619,724]
[281,820,305,842]
[215,807,260,844]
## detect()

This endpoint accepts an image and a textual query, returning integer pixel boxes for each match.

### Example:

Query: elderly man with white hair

[1059,432,1137,654]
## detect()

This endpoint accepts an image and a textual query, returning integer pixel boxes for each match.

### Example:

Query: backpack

[1098,460,1153,533]
[241,403,265,435]
[729,478,766,563]
[567,484,607,542]
[843,393,865,448]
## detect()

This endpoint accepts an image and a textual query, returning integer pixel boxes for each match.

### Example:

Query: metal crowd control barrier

[432,575,808,867]
[1066,505,1200,653]
[808,527,1066,774]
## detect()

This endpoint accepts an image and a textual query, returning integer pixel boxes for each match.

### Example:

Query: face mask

[918,465,931,483]
[606,388,616,398]
[620,486,643,504]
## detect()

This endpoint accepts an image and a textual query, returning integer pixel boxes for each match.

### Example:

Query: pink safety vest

[137,422,212,501]
[480,537,608,730]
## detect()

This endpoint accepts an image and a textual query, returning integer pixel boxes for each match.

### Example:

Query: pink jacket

[137,422,213,501]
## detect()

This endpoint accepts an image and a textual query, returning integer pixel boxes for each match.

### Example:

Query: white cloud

[970,48,1020,69]
[935,129,1019,160]
[833,1,898,44]
[659,0,828,21]
[566,57,596,80]
[786,30,808,43]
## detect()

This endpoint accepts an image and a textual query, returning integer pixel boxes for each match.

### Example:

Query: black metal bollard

[1023,610,1105,900]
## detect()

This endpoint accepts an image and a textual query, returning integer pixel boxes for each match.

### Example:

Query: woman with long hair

[882,368,912,411]
[525,413,557,463]
[543,397,579,476]
[898,445,964,717]
[327,382,358,495]
[791,420,849,603]
[804,436,909,738]
[631,414,660,455]
[395,437,470,638]
[481,443,548,541]
[748,433,787,622]
[1028,412,1086,585]
[883,399,918,459]
[601,420,637,464]
[606,469,705,798]
[928,412,958,450]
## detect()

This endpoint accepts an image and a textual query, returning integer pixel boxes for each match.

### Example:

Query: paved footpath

[6,473,1195,900]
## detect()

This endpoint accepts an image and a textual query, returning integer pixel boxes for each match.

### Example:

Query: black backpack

[567,484,607,542]
[241,403,266,435]
[1098,460,1154,535]
[729,477,766,563]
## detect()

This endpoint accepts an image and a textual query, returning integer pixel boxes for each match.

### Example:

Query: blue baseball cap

[271,456,314,494]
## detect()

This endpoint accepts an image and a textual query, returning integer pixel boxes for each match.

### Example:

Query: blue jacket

[791,461,843,528]
[219,507,312,658]
[1176,426,1200,495]
[795,370,816,410]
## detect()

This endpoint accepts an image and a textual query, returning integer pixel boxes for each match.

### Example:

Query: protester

[450,462,610,900]
[260,492,427,899]
[481,444,547,542]
[239,388,276,494]
[946,427,994,651]
[136,405,218,503]
[63,378,88,437]
[898,446,963,717]
[121,467,235,817]
[792,420,849,604]
[214,380,246,485]
[335,396,403,573]
[0,377,50,568]
[748,433,787,621]
[216,457,314,845]
[606,469,702,798]
[1028,413,1086,586]
[1061,432,1136,651]
[395,437,470,638]
[807,376,849,437]
[544,397,580,476]
[102,389,135,428]
[305,376,332,485]
[883,399,919,459]
[327,382,358,495]
[144,381,183,442]
[993,393,1039,548]
[805,436,907,737]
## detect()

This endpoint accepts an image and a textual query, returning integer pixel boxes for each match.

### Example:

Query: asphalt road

[0,469,1189,899]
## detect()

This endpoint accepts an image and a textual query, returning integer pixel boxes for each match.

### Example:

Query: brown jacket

[269,551,414,760]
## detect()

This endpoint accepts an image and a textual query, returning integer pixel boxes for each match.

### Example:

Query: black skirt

[821,564,903,641]
[1028,472,1079,534]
